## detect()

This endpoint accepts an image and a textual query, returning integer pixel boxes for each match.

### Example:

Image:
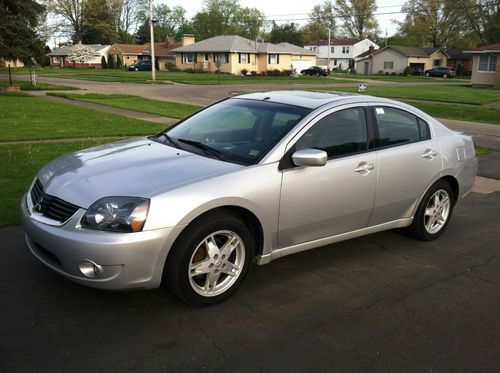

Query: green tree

[398,0,464,47]
[302,1,336,43]
[456,0,500,45]
[101,55,107,68]
[191,0,264,40]
[334,0,379,39]
[136,4,187,43]
[81,0,119,44]
[269,22,304,46]
[0,0,46,64]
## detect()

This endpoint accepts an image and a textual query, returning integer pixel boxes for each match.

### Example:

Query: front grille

[30,179,80,223]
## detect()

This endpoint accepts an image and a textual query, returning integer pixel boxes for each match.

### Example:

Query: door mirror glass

[292,148,327,167]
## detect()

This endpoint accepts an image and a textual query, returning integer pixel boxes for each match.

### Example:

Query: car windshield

[163,98,311,165]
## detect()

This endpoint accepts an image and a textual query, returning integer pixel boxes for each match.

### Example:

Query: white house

[304,38,379,70]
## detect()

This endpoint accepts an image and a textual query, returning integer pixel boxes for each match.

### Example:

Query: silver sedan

[22,91,478,305]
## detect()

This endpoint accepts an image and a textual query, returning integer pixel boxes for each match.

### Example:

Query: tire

[135,67,139,71]
[425,72,430,77]
[408,180,455,241]
[443,73,448,78]
[164,211,254,306]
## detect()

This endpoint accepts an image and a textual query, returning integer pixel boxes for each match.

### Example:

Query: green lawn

[0,141,109,226]
[48,93,202,119]
[0,93,166,142]
[404,101,500,125]
[1,67,356,85]
[0,79,79,91]
[317,85,500,105]
[330,71,471,83]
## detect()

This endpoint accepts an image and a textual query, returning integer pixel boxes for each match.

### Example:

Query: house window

[433,59,442,66]
[239,53,250,64]
[478,55,497,72]
[269,54,279,64]
[384,61,394,69]
[182,53,196,64]
[214,52,229,64]
[342,46,350,54]
[331,47,334,53]
[204,53,209,61]
[334,59,337,65]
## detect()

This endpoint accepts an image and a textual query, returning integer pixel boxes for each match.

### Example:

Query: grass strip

[48,93,202,119]
[0,79,79,91]
[314,86,500,105]
[0,140,110,226]
[0,93,166,142]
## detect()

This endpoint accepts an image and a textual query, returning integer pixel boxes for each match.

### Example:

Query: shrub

[116,55,122,69]
[240,68,248,76]
[165,62,179,71]
[391,72,396,75]
[384,72,390,75]
[456,63,466,76]
[281,69,292,76]
[250,70,257,76]
[101,56,107,69]
[403,66,411,76]
[108,55,115,69]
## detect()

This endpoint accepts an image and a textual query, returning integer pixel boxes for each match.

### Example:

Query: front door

[364,61,369,74]
[278,106,377,248]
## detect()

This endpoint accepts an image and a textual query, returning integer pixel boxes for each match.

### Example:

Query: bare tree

[44,0,86,42]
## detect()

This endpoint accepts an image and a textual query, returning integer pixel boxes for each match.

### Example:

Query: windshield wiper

[177,138,225,160]
[154,133,181,149]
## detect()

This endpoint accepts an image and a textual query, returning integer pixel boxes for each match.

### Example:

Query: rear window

[374,107,431,147]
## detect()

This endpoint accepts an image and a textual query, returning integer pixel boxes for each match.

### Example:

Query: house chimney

[165,36,175,46]
[368,45,375,53]
[181,34,195,47]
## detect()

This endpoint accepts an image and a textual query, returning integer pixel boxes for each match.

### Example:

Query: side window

[295,107,368,158]
[374,107,430,147]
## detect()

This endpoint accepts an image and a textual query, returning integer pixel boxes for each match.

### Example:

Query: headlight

[81,197,150,232]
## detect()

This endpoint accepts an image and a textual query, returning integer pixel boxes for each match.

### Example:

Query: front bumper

[21,195,175,290]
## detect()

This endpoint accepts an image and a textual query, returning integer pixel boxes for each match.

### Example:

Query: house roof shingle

[305,38,362,46]
[464,43,500,53]
[172,35,315,55]
[48,44,110,56]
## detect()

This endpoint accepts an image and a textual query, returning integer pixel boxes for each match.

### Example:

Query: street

[1,192,499,372]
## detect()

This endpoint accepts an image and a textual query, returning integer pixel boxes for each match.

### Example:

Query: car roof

[236,90,362,109]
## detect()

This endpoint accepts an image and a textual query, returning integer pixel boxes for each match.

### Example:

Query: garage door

[291,60,313,73]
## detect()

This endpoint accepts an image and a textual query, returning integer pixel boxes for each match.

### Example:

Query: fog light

[79,259,103,278]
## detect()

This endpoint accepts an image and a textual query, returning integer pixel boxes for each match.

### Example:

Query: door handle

[422,149,438,160]
[354,163,374,174]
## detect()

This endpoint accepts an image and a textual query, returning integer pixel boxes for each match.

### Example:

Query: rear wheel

[409,180,454,241]
[425,72,430,77]
[135,67,139,71]
[443,73,448,78]
[164,211,254,306]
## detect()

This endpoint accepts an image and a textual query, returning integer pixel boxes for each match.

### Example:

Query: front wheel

[425,72,430,77]
[443,73,448,78]
[164,211,254,306]
[408,180,455,241]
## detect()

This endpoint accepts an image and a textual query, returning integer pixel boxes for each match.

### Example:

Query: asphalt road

[1,192,499,372]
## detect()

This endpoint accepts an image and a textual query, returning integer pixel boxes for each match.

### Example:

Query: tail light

[472,137,478,158]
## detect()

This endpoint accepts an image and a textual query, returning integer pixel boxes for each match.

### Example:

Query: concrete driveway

[1,192,499,372]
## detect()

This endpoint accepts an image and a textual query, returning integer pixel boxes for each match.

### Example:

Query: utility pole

[149,0,156,82]
[327,28,331,72]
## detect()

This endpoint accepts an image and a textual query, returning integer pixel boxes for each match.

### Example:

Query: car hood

[37,138,243,208]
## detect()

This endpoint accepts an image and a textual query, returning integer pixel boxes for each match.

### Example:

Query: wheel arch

[164,204,265,267]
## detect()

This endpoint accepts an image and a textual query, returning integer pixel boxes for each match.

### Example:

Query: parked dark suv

[424,66,456,78]
[128,60,154,71]
[301,66,329,76]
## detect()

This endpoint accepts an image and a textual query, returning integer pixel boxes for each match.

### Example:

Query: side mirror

[292,148,327,167]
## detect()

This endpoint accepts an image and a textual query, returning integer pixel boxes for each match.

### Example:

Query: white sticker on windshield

[249,149,260,157]
[376,108,385,115]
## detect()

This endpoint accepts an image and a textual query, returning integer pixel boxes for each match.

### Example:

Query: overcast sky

[164,0,406,37]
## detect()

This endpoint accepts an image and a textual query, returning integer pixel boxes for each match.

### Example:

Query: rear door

[368,105,442,226]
